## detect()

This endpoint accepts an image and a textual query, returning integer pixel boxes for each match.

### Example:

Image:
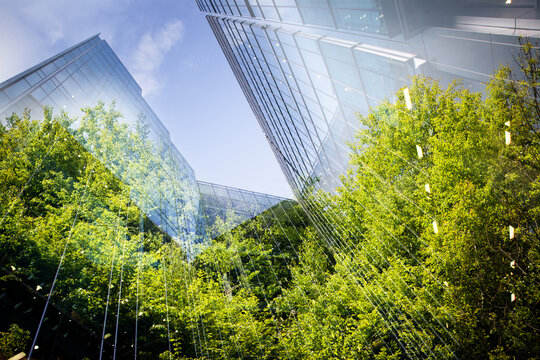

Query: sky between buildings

[0,0,294,198]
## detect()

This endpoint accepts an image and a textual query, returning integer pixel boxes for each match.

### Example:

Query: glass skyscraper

[0,35,301,358]
[0,34,290,256]
[197,0,540,196]
[0,35,205,253]
[194,4,540,357]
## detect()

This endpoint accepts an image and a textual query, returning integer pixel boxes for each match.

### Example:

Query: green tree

[0,324,30,358]
[299,43,540,358]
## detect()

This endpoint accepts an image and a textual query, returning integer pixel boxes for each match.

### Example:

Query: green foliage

[0,104,314,358]
[298,43,540,358]
[0,105,183,358]
[1,42,539,360]
[0,324,30,358]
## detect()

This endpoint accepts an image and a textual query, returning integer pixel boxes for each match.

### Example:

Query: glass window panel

[53,56,67,68]
[31,87,47,102]
[42,62,58,76]
[298,7,334,27]
[40,79,56,95]
[290,63,311,84]
[199,183,214,194]
[213,186,229,198]
[330,116,353,143]
[353,48,407,78]
[320,41,354,61]
[42,95,59,110]
[63,52,74,62]
[263,52,281,70]
[304,98,327,126]
[276,30,295,46]
[282,43,303,65]
[317,89,339,115]
[278,6,302,22]
[361,71,400,101]
[334,83,368,109]
[296,78,317,102]
[4,79,30,99]
[62,77,83,98]
[251,5,263,18]
[230,4,241,16]
[55,69,69,84]
[64,62,78,75]
[72,70,90,89]
[261,6,280,20]
[295,34,320,53]
[333,9,386,33]
[25,72,42,86]
[325,57,362,89]
[242,192,257,203]
[237,5,250,16]
[0,91,9,108]
[300,50,327,75]
[310,73,334,96]
[228,189,245,201]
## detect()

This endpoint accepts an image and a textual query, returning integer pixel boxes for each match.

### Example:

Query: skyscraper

[0,35,203,249]
[0,34,290,255]
[0,34,300,359]
[197,0,540,197]
[194,4,540,357]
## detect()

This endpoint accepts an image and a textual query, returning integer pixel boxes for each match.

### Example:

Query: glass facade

[197,0,540,197]
[0,35,302,358]
[1,35,290,257]
[198,180,290,238]
[196,4,540,356]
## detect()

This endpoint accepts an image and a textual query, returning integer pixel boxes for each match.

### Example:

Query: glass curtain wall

[0,35,202,253]
[197,0,540,197]
[0,35,305,359]
[198,2,540,357]
[198,180,291,238]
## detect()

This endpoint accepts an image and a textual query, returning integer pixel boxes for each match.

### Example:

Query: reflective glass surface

[0,35,202,255]
[199,0,540,200]
[197,180,290,238]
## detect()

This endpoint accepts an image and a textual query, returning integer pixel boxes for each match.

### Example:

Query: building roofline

[197,180,293,201]
[0,34,101,90]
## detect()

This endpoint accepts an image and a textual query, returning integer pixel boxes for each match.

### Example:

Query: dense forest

[0,45,539,359]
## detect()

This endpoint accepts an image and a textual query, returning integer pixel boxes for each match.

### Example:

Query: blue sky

[0,0,293,198]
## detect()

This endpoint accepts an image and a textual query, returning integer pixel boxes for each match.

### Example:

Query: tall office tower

[197,0,540,197]
[0,34,294,254]
[0,35,203,253]
[0,35,299,358]
[197,3,540,357]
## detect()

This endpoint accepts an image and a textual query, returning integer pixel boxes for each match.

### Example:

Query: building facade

[0,35,290,256]
[0,35,205,253]
[0,35,299,358]
[198,180,289,237]
[197,0,540,197]
[196,3,540,356]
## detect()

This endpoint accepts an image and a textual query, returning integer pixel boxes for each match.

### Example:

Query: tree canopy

[0,43,539,360]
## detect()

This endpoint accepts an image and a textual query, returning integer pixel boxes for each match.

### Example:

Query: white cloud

[131,20,184,96]
[0,0,134,80]
[182,59,200,71]
[47,28,65,45]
